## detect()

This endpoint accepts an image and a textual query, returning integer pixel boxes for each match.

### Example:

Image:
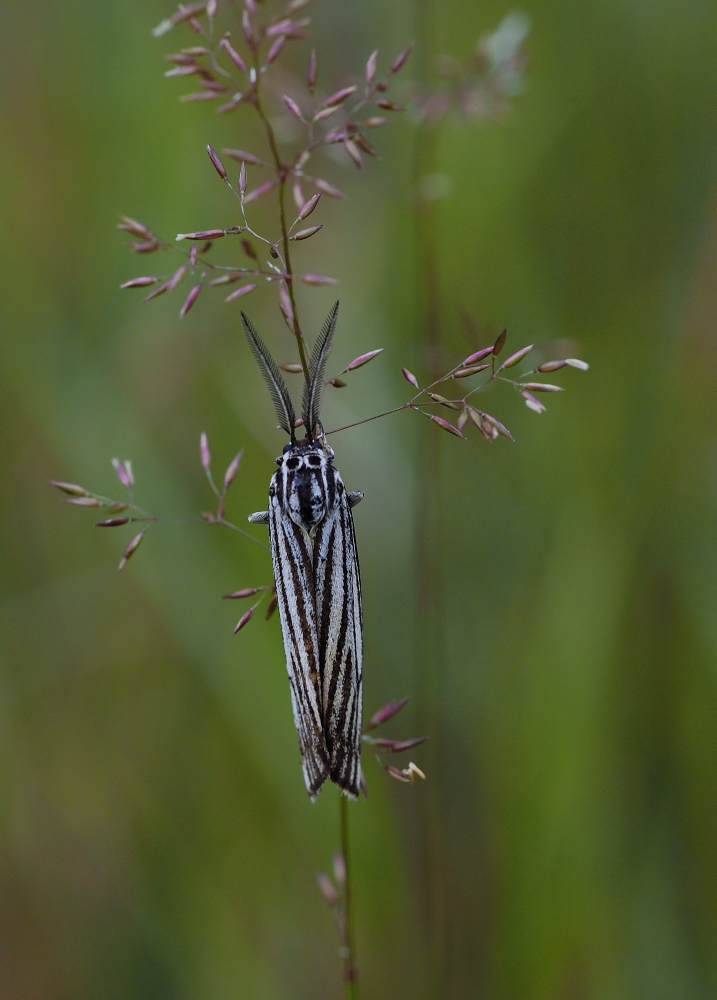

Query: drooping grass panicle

[52,7,590,998]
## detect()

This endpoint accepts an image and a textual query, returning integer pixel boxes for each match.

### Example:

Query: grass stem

[340,793,359,1000]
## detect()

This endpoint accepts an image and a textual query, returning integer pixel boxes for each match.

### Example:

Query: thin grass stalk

[413,0,448,994]
[340,794,359,999]
[253,92,310,380]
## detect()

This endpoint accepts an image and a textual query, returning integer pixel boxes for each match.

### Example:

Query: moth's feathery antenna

[242,312,297,442]
[302,301,339,440]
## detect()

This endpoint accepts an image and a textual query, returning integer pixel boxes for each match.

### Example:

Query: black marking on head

[277,441,336,535]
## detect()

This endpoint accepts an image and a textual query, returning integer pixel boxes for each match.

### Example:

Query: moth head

[277,439,330,472]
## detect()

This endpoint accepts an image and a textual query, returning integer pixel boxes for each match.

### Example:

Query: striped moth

[244,303,364,799]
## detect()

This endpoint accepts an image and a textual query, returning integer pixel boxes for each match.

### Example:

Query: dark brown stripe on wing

[316,516,338,698]
[269,488,328,797]
[319,495,362,796]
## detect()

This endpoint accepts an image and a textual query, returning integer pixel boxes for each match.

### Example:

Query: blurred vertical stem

[340,794,358,999]
[253,83,310,381]
[414,0,447,995]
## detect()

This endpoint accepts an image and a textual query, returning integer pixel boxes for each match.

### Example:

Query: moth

[244,302,364,800]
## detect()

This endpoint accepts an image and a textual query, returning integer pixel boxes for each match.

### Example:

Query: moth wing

[269,482,329,799]
[313,471,363,799]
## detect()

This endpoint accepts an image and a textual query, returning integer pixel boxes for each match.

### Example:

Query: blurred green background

[2,0,717,997]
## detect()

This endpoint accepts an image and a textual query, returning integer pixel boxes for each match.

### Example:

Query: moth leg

[248,510,270,524]
[347,491,364,508]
